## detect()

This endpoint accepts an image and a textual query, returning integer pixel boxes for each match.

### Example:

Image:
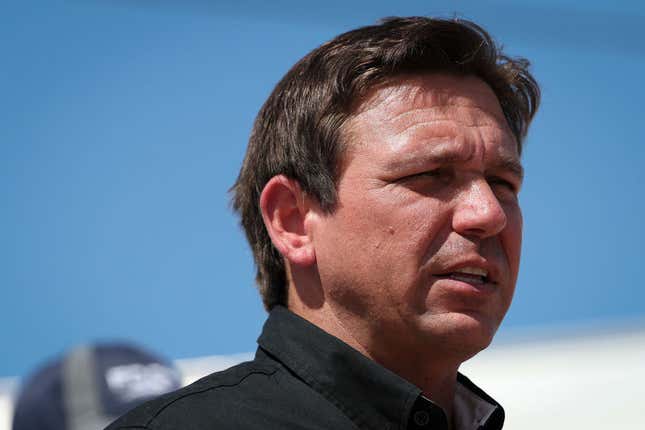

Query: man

[107,16,539,430]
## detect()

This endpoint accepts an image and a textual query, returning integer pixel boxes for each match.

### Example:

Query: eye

[403,167,453,183]
[488,176,518,195]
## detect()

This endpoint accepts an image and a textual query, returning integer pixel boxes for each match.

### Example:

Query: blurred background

[2,0,644,428]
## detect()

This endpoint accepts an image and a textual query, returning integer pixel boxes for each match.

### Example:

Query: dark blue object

[12,342,182,430]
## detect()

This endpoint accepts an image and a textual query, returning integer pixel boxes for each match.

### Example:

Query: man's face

[311,74,523,362]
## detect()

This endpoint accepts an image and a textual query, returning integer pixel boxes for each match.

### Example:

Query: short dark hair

[231,16,540,310]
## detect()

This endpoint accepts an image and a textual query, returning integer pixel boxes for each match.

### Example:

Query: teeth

[456,266,487,277]
[450,274,484,284]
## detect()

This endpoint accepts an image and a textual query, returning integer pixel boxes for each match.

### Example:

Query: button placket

[413,410,430,426]
[408,395,449,430]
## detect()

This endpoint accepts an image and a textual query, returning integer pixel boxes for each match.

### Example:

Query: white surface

[2,329,643,430]
[175,352,255,385]
[461,329,645,429]
[0,379,16,430]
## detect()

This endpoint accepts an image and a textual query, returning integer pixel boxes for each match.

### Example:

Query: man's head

[232,16,539,315]
[297,73,525,367]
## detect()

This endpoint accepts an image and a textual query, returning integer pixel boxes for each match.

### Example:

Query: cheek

[502,204,523,276]
[332,185,454,272]
[404,199,455,255]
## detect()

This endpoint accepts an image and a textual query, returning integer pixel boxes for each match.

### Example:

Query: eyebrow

[491,158,524,181]
[386,140,474,171]
[391,145,524,180]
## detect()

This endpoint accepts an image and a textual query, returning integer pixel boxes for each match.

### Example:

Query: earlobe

[260,175,317,267]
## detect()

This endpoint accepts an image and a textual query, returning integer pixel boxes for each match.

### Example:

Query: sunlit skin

[262,74,523,424]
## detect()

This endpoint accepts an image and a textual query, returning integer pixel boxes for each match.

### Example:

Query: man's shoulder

[105,358,281,430]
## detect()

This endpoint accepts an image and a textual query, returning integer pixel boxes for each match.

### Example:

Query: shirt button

[413,410,430,426]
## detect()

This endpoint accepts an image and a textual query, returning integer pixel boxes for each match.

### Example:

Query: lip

[430,275,497,297]
[431,257,501,285]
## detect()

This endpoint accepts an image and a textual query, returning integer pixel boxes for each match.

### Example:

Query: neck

[286,268,464,426]
[417,370,457,428]
[289,296,460,425]
[369,344,459,426]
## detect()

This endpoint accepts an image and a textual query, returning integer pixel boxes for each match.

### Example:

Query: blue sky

[2,0,644,378]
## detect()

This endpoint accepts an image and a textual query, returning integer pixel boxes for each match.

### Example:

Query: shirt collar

[257,306,504,430]
[454,376,502,430]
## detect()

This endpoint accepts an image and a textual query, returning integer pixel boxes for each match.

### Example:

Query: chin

[418,311,500,359]
[454,311,500,352]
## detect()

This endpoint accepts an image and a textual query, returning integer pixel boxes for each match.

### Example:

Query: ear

[260,175,316,267]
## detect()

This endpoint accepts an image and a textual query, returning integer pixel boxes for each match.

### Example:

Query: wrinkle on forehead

[344,74,516,156]
[390,114,507,139]
[354,74,506,120]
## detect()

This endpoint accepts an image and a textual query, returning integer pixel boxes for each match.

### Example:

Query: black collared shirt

[106,306,504,430]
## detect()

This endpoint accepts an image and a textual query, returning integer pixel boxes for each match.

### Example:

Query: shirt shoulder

[105,359,280,430]
[106,356,357,430]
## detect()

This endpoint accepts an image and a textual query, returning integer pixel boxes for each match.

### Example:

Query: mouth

[433,266,493,285]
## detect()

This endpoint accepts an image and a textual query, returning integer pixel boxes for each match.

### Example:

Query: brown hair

[231,16,540,310]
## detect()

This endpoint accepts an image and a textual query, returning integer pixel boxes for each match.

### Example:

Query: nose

[452,179,507,238]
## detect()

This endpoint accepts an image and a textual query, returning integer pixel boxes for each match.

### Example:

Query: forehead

[343,74,518,161]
